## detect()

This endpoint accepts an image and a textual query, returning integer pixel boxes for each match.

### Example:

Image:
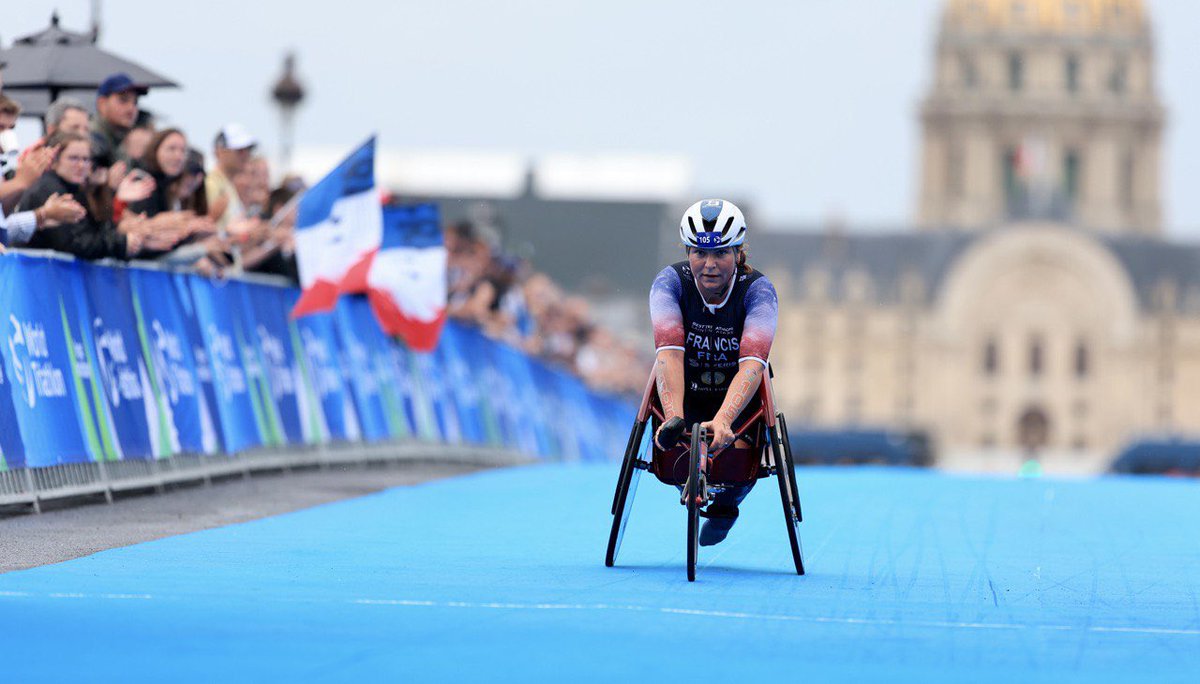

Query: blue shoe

[699,505,739,546]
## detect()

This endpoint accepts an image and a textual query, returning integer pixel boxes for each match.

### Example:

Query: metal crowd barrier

[0,441,531,514]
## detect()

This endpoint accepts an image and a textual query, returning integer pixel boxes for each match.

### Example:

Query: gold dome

[945,0,1146,33]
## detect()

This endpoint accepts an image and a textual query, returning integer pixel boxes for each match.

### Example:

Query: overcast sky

[6,1,1200,235]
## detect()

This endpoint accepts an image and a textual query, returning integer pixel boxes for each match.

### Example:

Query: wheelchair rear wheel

[770,419,805,576]
[606,418,649,567]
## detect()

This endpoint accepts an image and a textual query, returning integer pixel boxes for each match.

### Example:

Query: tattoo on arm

[719,365,762,425]
[656,357,678,421]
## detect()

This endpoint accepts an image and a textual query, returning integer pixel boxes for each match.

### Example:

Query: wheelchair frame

[605,364,805,581]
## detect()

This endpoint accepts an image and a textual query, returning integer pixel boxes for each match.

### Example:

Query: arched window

[960,55,978,89]
[1074,340,1090,378]
[1008,52,1024,91]
[1109,58,1127,94]
[1063,149,1081,202]
[1065,54,1080,93]
[1120,149,1135,210]
[982,337,999,375]
[1029,335,1044,377]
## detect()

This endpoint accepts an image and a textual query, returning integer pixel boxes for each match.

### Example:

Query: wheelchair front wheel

[686,423,706,582]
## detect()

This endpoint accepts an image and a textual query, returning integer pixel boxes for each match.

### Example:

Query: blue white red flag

[365,204,447,352]
[291,137,382,317]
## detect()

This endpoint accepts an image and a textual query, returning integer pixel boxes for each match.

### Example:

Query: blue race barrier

[0,253,636,471]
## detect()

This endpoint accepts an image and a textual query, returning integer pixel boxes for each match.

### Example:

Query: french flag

[291,137,382,318]
[366,204,448,352]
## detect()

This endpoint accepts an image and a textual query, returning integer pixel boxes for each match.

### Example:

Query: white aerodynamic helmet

[678,198,747,250]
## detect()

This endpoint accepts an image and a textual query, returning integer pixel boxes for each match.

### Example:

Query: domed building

[759,0,1198,473]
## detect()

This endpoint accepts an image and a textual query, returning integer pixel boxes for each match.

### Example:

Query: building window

[1120,149,1135,210]
[1109,59,1127,94]
[947,141,964,198]
[1063,149,1081,202]
[1029,335,1044,377]
[961,55,977,89]
[1065,55,1080,93]
[983,338,999,375]
[1074,340,1090,378]
[1003,146,1019,205]
[1008,52,1024,91]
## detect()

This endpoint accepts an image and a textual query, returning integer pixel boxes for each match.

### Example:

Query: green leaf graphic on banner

[131,283,175,458]
[288,320,326,445]
[234,322,276,446]
[59,299,107,462]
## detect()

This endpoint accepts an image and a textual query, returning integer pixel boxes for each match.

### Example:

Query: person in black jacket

[16,131,167,259]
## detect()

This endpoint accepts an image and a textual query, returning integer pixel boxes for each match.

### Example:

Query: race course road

[0,464,1198,682]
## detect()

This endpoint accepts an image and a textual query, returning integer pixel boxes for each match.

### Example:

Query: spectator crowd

[0,68,644,395]
[0,72,301,280]
[443,220,648,395]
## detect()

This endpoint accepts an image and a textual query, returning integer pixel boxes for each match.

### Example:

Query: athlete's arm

[703,276,778,454]
[649,266,686,447]
[702,360,764,454]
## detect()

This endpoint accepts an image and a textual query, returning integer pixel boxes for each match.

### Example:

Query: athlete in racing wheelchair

[605,199,805,581]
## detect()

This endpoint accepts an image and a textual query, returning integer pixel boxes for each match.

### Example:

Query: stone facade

[918,0,1164,233]
[757,1,1198,474]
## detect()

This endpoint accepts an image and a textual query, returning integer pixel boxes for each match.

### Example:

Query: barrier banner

[240,281,309,447]
[0,333,24,469]
[171,273,226,453]
[349,294,416,441]
[0,254,637,471]
[415,347,458,444]
[80,262,161,459]
[0,256,92,466]
[290,306,361,443]
[490,342,546,456]
[56,259,133,463]
[129,268,217,456]
[188,278,265,453]
[394,345,440,442]
[333,296,391,442]
[436,324,487,446]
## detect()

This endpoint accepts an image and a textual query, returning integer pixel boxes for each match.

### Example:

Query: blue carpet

[1,464,1198,682]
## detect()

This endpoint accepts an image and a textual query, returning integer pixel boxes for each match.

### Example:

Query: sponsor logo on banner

[93,318,144,407]
[207,324,247,400]
[7,315,67,409]
[150,320,196,405]
[257,325,296,400]
[301,327,341,399]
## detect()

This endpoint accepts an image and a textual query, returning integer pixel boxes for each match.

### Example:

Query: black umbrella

[0,12,178,118]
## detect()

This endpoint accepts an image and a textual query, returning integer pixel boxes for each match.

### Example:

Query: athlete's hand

[701,418,735,455]
[654,416,685,451]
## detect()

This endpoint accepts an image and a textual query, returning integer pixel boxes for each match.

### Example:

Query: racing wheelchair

[604,364,805,581]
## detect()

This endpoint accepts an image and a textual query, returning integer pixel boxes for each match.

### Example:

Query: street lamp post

[270,52,305,175]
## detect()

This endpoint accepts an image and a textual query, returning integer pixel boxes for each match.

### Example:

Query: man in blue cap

[91,72,149,168]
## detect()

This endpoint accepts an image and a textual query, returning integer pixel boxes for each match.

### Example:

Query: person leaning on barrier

[15,131,180,259]
[18,97,91,166]
[123,128,216,261]
[0,191,87,253]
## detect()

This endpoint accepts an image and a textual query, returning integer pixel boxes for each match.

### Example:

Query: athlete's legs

[683,393,761,546]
